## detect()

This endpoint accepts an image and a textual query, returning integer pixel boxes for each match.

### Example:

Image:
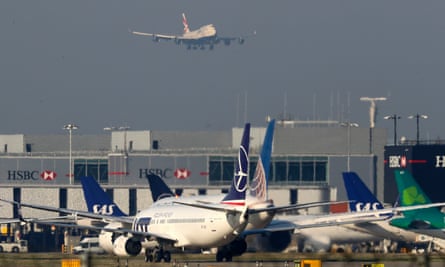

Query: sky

[1,1,445,143]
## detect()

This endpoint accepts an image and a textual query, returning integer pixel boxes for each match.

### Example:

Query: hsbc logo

[8,170,58,181]
[174,168,191,179]
[388,155,407,168]
[40,170,57,181]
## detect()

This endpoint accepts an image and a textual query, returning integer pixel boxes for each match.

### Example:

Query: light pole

[340,122,359,171]
[384,114,401,146]
[360,97,387,153]
[63,123,78,185]
[408,114,428,145]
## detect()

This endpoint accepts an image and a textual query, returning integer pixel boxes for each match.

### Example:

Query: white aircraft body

[131,13,253,50]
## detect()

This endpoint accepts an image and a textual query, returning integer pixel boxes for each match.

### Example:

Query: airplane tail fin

[146,174,176,202]
[395,170,432,206]
[221,123,250,206]
[342,172,384,212]
[182,13,190,33]
[80,176,127,217]
[249,119,275,201]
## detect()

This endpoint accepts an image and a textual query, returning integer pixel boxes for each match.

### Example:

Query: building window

[73,159,108,184]
[209,155,327,186]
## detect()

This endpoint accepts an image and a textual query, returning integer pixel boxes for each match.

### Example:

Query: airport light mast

[408,114,428,145]
[384,114,401,146]
[360,97,387,153]
[63,123,78,185]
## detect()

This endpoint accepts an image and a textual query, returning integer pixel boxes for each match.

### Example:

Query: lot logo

[174,168,191,179]
[40,170,57,181]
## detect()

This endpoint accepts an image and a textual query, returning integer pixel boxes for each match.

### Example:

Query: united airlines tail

[249,119,275,201]
[81,176,127,217]
[221,123,250,205]
[342,172,384,212]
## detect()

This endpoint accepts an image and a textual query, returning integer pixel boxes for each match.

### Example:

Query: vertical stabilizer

[81,176,127,217]
[395,170,432,206]
[221,123,250,205]
[342,172,384,212]
[250,119,275,201]
[146,174,176,202]
[182,13,190,33]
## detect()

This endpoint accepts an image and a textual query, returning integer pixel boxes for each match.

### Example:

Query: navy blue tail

[80,176,127,217]
[342,172,384,212]
[221,123,250,205]
[146,174,176,202]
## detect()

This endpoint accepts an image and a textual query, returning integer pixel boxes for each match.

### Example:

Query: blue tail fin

[250,119,275,201]
[80,176,127,217]
[221,123,250,205]
[342,172,384,212]
[146,174,176,202]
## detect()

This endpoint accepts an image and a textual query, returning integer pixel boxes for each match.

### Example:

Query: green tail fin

[395,170,431,206]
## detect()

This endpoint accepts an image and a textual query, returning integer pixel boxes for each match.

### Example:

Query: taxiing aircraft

[131,13,254,50]
[390,170,445,240]
[2,123,252,264]
[269,172,445,253]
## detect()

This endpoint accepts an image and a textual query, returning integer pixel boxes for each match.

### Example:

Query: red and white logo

[40,170,57,181]
[174,168,191,179]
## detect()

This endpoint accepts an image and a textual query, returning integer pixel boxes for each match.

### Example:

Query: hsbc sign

[7,170,58,181]
[388,155,407,168]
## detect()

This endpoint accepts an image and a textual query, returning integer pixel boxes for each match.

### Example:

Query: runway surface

[0,252,444,267]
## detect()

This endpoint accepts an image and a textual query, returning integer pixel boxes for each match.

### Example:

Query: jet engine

[99,231,142,257]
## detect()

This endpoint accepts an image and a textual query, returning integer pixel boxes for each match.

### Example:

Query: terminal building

[0,121,387,251]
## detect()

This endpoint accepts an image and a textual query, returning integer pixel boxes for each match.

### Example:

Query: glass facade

[209,156,328,185]
[74,159,108,183]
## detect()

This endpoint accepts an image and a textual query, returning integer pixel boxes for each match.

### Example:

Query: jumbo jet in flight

[131,13,254,50]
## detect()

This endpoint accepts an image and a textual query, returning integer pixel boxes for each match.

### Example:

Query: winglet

[81,177,127,217]
[221,123,250,205]
[182,13,190,33]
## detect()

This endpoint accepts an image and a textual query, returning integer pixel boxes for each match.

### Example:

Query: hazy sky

[2,1,445,143]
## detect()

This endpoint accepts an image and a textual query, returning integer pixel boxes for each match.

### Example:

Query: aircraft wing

[131,30,178,41]
[0,198,134,225]
[172,200,244,214]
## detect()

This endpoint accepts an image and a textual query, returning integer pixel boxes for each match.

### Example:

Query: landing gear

[144,248,171,263]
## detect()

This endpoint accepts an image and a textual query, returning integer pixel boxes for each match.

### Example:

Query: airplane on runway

[343,171,445,252]
[130,13,254,50]
[390,170,445,241]
[1,123,252,264]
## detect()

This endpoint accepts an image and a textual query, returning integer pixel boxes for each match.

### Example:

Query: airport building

[0,121,387,251]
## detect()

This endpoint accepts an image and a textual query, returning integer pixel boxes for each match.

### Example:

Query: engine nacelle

[99,226,142,257]
[113,236,142,257]
[253,231,292,252]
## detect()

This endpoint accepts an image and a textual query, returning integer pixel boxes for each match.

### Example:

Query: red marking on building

[41,170,57,181]
[174,168,191,179]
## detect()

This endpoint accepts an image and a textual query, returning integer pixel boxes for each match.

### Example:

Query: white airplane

[131,13,254,50]
[1,123,253,264]
[280,172,435,253]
